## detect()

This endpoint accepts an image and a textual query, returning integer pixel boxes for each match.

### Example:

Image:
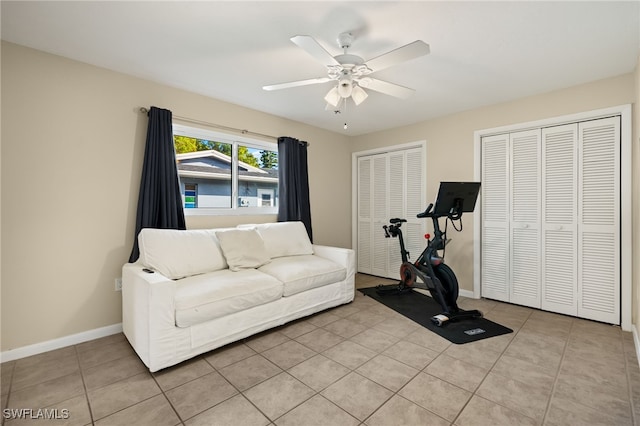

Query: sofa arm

[122,263,177,369]
[312,245,355,280]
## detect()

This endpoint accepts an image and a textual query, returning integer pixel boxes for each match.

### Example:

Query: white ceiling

[2,1,639,136]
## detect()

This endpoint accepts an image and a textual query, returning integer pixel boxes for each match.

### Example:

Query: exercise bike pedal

[431,309,483,326]
[431,314,449,326]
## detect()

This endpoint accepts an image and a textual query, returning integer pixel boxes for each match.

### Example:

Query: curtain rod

[139,107,278,141]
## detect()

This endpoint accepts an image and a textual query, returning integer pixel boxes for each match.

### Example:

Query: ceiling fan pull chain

[343,97,349,130]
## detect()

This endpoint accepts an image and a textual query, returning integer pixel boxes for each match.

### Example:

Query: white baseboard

[633,325,640,369]
[1,323,123,363]
[459,289,475,298]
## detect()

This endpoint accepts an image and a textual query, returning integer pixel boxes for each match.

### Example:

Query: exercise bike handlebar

[416,203,434,218]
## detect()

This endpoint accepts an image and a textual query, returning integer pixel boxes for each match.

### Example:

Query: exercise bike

[378,182,482,326]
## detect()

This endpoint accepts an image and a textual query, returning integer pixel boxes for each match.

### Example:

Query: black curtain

[277,136,312,242]
[128,106,186,262]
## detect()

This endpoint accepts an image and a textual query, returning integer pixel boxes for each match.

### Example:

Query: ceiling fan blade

[365,40,430,73]
[359,78,415,99]
[263,77,333,91]
[291,35,340,66]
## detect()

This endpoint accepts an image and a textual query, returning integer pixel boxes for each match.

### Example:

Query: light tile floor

[2,273,639,425]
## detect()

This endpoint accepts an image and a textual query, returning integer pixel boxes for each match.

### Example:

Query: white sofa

[122,221,355,372]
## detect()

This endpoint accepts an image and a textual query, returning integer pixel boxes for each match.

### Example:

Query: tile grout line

[73,344,96,425]
[341,309,429,423]
[86,371,170,423]
[254,326,357,424]
[209,354,279,424]
[76,337,179,425]
[364,291,461,422]
[1,362,16,426]
[5,352,92,425]
[541,320,633,424]
[191,333,304,423]
[450,306,536,425]
[148,362,191,426]
[319,308,425,424]
[201,347,305,425]
[538,316,574,425]
[368,355,449,425]
[358,368,416,426]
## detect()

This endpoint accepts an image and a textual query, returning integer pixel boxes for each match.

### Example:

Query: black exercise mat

[359,286,512,344]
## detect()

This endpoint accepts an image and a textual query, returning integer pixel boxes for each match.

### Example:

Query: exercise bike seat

[389,218,407,224]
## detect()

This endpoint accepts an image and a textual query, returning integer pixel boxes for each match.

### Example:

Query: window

[173,124,278,215]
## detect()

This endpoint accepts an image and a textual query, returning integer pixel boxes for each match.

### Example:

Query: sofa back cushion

[240,221,313,259]
[138,228,228,279]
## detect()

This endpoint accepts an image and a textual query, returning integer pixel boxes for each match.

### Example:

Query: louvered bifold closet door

[509,130,541,308]
[387,152,405,276]
[357,157,373,273]
[481,134,510,302]
[386,148,425,279]
[371,154,389,277]
[403,148,427,276]
[541,124,578,316]
[357,146,425,279]
[578,117,620,324]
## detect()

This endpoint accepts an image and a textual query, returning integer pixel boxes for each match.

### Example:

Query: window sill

[183,207,278,216]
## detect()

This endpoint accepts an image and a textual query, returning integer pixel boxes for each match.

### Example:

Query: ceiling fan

[263,32,430,109]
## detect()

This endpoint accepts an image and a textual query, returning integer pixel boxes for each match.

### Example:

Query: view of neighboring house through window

[173,124,278,214]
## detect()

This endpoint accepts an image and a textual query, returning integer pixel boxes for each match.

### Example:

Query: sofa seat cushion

[258,255,346,297]
[174,269,283,327]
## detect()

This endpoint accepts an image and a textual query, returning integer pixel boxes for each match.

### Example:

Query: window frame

[173,123,279,216]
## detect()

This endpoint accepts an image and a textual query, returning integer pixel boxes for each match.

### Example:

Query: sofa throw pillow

[216,228,271,271]
[238,221,313,259]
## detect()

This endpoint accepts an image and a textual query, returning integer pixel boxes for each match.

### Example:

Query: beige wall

[1,40,638,353]
[350,73,635,293]
[0,42,351,351]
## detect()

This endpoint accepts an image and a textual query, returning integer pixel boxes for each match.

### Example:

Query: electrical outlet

[115,278,122,291]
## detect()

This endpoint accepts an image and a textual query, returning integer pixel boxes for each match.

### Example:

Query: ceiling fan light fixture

[352,85,368,105]
[324,86,341,107]
[337,78,353,98]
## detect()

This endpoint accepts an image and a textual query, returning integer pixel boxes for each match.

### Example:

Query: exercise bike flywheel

[400,262,417,287]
